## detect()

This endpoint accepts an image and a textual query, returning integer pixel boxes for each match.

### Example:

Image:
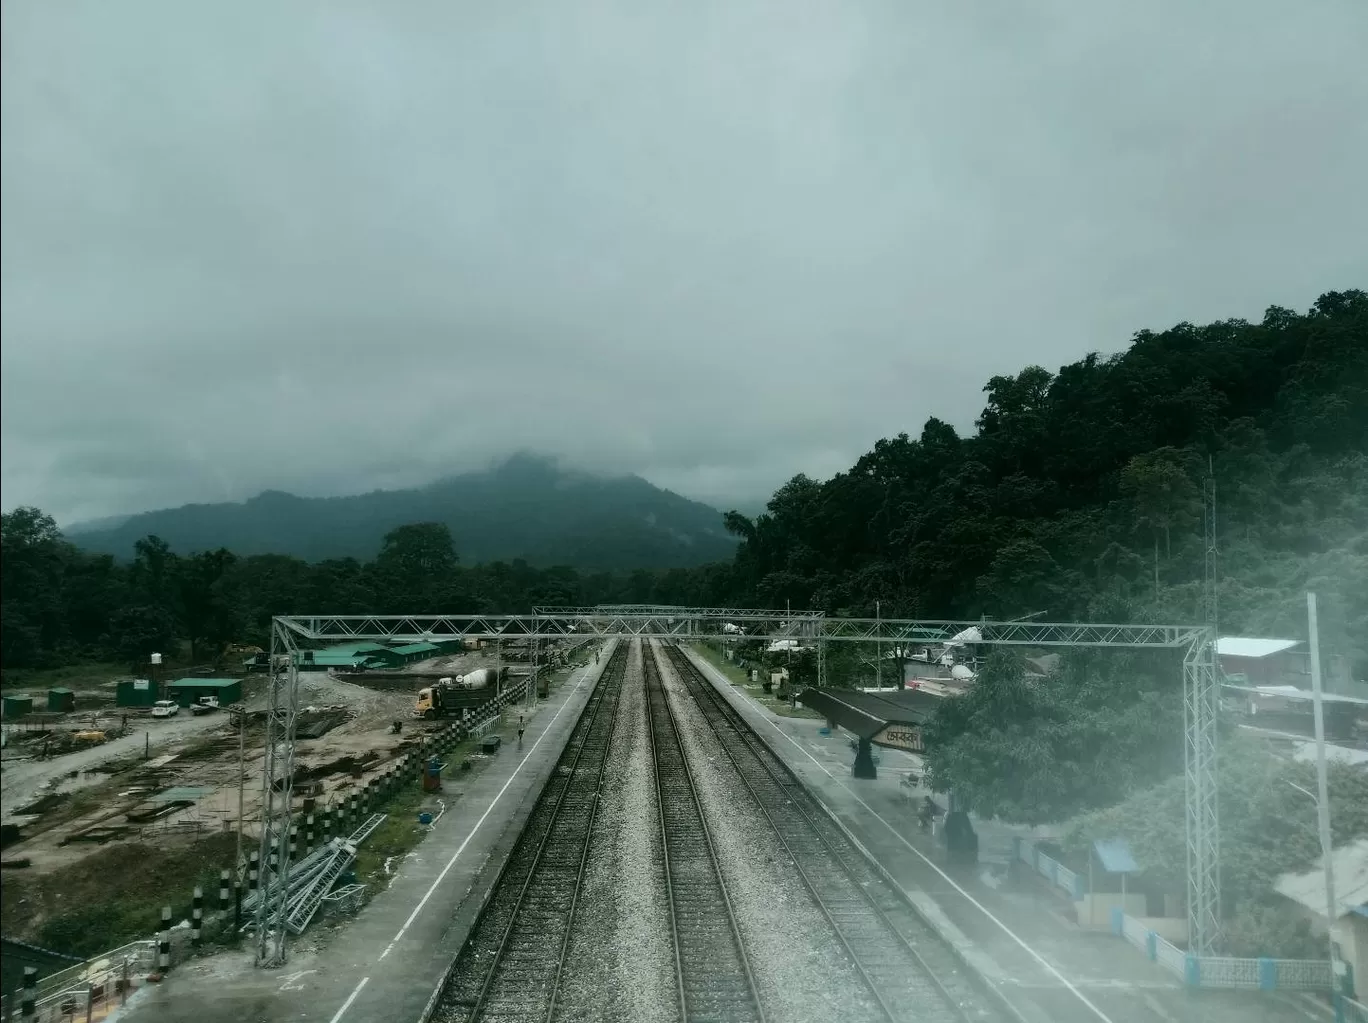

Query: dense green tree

[924,650,1184,826]
[178,549,239,661]
[1061,735,1368,929]
[108,605,178,670]
[1,507,69,660]
[718,291,1367,669]
[1118,448,1202,598]
[369,522,460,612]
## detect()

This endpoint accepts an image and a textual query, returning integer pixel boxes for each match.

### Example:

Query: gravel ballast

[653,641,881,1023]
[555,640,676,1023]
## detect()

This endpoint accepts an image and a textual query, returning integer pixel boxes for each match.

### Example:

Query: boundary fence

[2,940,156,1023]
[1114,908,1337,991]
[1014,839,1345,996]
[1341,995,1368,1023]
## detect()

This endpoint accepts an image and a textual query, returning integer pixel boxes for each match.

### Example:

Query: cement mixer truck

[454,667,503,690]
[414,667,510,719]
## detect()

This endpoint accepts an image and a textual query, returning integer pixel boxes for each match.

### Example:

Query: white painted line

[328,976,369,1023]
[376,653,601,959]
[687,649,1118,1023]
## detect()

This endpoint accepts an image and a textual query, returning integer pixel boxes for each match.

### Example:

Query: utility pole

[235,696,248,875]
[1203,457,1219,631]
[1307,592,1341,985]
[876,600,882,690]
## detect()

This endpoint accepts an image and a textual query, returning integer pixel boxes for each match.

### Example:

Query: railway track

[433,643,628,1023]
[659,643,1008,1023]
[643,642,765,1023]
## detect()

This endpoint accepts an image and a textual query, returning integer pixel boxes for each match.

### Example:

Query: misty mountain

[65,454,736,571]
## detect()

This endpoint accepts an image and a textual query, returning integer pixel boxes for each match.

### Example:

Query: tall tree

[1118,448,1201,599]
[370,522,460,611]
[177,548,239,661]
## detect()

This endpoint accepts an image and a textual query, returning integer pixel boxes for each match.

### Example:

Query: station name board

[874,724,924,752]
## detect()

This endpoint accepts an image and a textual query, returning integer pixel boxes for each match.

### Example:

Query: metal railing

[1109,909,1337,992]
[1341,995,1368,1023]
[1014,838,1085,900]
[10,940,158,1023]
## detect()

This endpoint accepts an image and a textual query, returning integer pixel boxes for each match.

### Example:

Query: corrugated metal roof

[392,642,440,655]
[1274,838,1368,920]
[1217,637,1300,658]
[1093,838,1139,874]
[1292,742,1368,768]
[322,643,391,656]
[1224,683,1368,706]
[798,687,942,738]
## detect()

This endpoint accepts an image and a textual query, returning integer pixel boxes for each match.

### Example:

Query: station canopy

[798,687,943,752]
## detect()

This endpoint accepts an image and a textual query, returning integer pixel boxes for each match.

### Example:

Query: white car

[151,700,179,718]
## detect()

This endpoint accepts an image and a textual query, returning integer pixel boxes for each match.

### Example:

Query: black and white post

[158,906,171,973]
[20,966,36,1019]
[191,886,203,947]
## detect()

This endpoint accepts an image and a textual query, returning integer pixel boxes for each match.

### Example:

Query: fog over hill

[65,454,736,572]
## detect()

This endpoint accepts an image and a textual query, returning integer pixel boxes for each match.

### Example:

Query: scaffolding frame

[255,609,1221,964]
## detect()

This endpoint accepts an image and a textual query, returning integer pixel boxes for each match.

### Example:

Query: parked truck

[189,695,220,715]
[454,667,505,690]
[414,667,510,719]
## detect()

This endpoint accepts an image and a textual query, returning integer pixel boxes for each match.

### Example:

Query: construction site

[0,636,591,1000]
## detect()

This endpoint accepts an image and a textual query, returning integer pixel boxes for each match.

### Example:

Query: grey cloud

[3,0,1366,527]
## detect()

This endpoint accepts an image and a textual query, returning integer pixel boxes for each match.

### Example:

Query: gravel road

[1,670,407,817]
[1,711,231,813]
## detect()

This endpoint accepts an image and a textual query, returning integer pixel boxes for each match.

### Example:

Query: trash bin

[422,756,444,793]
[417,811,433,825]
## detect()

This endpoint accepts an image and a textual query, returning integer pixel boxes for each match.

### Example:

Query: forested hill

[65,454,735,572]
[718,290,1368,672]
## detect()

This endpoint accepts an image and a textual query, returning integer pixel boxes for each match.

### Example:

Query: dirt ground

[1,673,427,928]
[0,645,590,957]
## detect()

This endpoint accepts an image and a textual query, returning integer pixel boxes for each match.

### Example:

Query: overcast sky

[3,1,1365,526]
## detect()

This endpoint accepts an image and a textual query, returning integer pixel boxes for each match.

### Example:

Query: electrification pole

[1307,593,1340,985]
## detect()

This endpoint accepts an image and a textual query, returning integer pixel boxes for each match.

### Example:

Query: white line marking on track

[688,650,1118,1023]
[328,976,369,1023]
[377,655,600,958]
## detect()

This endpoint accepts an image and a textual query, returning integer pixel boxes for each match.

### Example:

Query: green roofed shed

[166,678,242,707]
[2,695,34,719]
[392,642,440,664]
[47,688,76,713]
[116,679,156,707]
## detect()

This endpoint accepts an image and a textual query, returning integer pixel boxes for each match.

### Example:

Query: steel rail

[644,641,766,1023]
[463,644,627,1022]
[542,648,629,1022]
[663,643,985,1023]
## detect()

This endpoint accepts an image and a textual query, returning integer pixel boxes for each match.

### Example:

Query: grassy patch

[692,643,824,718]
[0,661,128,692]
[692,642,751,686]
[352,785,431,885]
[1,834,239,958]
[352,737,482,887]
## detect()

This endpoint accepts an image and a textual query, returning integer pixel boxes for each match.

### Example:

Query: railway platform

[110,644,613,1023]
[681,646,1331,1023]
